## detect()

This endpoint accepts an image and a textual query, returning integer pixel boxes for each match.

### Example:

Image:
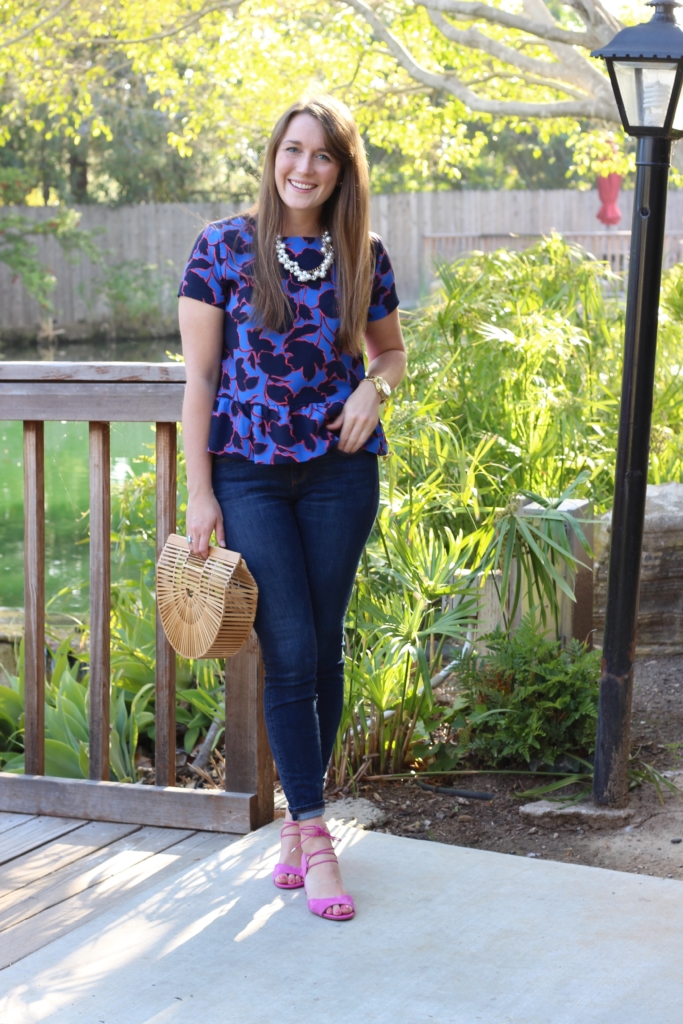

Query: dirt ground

[169,654,683,880]
[328,656,683,881]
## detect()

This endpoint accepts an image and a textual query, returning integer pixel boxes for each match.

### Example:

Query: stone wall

[594,483,683,657]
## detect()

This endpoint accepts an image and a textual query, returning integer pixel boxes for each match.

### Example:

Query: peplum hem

[208,393,387,465]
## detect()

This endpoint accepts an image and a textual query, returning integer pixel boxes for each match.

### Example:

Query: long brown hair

[249,95,372,357]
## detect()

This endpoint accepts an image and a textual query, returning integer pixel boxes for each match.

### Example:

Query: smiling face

[273,113,342,235]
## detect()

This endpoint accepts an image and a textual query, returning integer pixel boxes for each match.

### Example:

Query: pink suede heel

[273,822,304,889]
[299,824,355,921]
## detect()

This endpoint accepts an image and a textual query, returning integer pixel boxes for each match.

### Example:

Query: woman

[178,94,406,921]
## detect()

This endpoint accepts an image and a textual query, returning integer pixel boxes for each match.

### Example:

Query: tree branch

[342,0,617,119]
[427,8,590,86]
[99,1,245,46]
[518,0,614,93]
[418,0,611,48]
[563,0,622,37]
[0,0,75,51]
[68,0,245,48]
[464,69,590,100]
[354,83,440,107]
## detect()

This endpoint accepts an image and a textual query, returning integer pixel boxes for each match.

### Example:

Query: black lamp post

[591,1,683,806]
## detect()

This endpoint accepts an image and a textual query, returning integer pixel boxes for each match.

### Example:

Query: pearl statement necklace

[275,230,334,283]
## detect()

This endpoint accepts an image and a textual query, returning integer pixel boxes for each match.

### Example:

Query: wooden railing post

[88,422,111,781]
[23,421,45,777]
[155,422,177,787]
[224,631,274,829]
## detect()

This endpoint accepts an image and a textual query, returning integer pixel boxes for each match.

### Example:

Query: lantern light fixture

[592,0,683,137]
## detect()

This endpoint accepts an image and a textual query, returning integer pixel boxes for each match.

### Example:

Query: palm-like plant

[330,235,683,784]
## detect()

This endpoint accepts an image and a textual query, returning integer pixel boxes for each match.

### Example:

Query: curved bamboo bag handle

[157,534,258,659]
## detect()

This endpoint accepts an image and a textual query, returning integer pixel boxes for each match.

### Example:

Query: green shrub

[329,237,614,783]
[456,617,601,768]
[0,636,155,781]
[0,167,36,205]
[101,259,178,338]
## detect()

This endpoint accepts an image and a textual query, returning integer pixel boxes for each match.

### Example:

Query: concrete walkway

[1,818,682,1024]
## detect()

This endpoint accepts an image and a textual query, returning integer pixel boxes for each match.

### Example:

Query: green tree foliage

[0,1,642,202]
[0,77,260,206]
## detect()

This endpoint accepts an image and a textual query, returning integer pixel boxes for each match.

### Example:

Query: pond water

[0,336,182,615]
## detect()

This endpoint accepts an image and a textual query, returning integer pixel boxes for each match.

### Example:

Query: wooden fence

[424,230,683,276]
[373,189,683,301]
[5,189,683,335]
[0,362,273,834]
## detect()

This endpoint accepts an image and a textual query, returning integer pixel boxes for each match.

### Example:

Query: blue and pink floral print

[178,215,399,464]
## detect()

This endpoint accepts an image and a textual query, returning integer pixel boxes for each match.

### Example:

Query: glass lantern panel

[673,80,683,132]
[613,61,678,128]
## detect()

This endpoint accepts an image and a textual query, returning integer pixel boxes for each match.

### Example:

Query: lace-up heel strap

[298,824,340,843]
[304,847,339,869]
[279,822,301,840]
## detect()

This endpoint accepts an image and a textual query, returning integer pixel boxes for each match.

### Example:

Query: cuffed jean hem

[291,805,325,821]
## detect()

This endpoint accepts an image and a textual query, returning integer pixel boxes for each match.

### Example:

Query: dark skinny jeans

[212,446,379,820]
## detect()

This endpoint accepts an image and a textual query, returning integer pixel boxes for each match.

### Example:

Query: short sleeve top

[178,214,399,464]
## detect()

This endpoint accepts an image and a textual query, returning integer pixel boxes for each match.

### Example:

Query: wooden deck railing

[424,230,683,276]
[0,362,273,834]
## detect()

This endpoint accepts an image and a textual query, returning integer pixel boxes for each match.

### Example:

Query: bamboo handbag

[156,534,258,659]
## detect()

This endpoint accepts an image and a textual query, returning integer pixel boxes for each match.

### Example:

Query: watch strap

[365,375,391,402]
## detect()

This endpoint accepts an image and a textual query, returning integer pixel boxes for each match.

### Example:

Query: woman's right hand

[185,491,226,559]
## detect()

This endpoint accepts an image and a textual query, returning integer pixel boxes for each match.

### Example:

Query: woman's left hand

[326,380,381,453]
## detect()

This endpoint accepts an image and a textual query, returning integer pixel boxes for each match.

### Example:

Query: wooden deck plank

[0,820,141,899]
[0,813,35,837]
[0,825,195,932]
[0,830,231,970]
[0,817,86,865]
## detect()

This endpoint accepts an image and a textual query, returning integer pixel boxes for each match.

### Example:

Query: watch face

[367,375,390,400]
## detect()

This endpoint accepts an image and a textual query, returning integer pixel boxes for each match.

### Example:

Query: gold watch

[364,374,391,403]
